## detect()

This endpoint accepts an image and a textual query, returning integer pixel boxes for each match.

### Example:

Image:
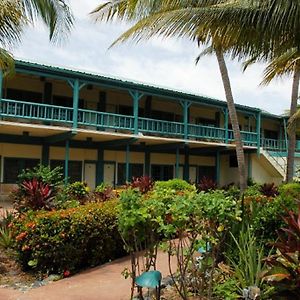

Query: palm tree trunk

[215,48,247,192]
[286,66,300,182]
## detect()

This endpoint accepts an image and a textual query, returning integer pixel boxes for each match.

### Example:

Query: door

[84,163,96,189]
[104,163,115,186]
[190,166,197,183]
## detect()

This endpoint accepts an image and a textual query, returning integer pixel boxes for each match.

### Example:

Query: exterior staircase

[260,148,287,180]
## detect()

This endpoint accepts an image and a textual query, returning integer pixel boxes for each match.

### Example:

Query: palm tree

[92,0,248,191]
[0,0,73,72]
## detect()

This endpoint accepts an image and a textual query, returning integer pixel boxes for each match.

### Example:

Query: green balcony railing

[2,99,298,151]
[1,99,73,124]
[138,117,184,137]
[228,130,258,146]
[188,124,226,142]
[78,109,135,131]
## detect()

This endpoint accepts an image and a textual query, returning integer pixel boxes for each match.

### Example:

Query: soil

[0,248,36,290]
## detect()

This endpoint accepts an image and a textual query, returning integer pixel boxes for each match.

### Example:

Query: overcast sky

[12,0,294,115]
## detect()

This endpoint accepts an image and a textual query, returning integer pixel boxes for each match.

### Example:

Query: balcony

[1,98,297,151]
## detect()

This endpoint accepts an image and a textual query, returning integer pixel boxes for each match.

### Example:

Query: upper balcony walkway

[0,98,299,152]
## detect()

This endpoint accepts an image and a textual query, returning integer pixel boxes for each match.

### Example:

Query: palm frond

[0,48,15,76]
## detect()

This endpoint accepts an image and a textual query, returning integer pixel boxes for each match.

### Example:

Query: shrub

[94,183,116,202]
[65,182,90,203]
[260,183,279,198]
[129,176,154,194]
[12,179,55,212]
[154,178,195,192]
[198,176,217,192]
[0,210,14,249]
[12,201,125,274]
[18,164,63,191]
[279,183,300,201]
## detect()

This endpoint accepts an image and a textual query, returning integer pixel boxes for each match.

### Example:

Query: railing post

[180,101,191,140]
[64,139,70,185]
[72,79,79,130]
[129,90,143,134]
[126,144,130,182]
[256,111,261,155]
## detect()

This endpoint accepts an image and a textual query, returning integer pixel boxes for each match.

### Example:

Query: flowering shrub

[94,183,116,202]
[65,182,90,203]
[12,201,125,274]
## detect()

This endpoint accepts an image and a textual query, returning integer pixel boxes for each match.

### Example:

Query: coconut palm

[93,0,300,183]
[0,0,73,72]
[93,0,248,191]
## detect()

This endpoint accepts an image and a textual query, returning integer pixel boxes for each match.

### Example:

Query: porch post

[181,101,191,140]
[175,146,180,178]
[42,144,50,166]
[248,153,252,179]
[224,108,229,144]
[129,91,143,134]
[256,111,261,155]
[283,118,288,151]
[72,79,80,130]
[216,151,221,185]
[96,149,104,185]
[0,70,3,119]
[183,146,189,181]
[126,144,130,182]
[64,139,70,185]
[145,150,150,176]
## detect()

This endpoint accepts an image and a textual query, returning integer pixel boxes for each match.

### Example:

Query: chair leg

[156,282,161,300]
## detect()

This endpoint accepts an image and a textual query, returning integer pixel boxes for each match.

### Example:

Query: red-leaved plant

[260,183,279,198]
[17,178,54,211]
[198,177,217,192]
[263,202,300,297]
[130,176,154,194]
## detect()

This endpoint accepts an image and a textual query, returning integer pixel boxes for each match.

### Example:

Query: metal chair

[135,270,162,300]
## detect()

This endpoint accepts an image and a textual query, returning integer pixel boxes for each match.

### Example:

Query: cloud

[12,0,294,115]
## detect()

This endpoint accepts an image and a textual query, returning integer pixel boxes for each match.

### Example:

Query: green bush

[18,164,63,190]
[278,183,300,201]
[65,182,90,203]
[154,178,195,192]
[12,201,125,274]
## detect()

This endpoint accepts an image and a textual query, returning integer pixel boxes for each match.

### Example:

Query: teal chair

[135,270,162,300]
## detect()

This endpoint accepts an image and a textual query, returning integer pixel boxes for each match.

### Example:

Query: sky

[12,0,294,115]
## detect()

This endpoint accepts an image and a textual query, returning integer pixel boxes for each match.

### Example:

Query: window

[3,158,40,183]
[151,165,174,181]
[52,96,84,108]
[117,163,144,185]
[151,110,174,121]
[50,160,82,183]
[196,117,216,127]
[264,129,278,140]
[229,155,238,168]
[198,166,216,182]
[6,88,43,103]
[118,105,144,116]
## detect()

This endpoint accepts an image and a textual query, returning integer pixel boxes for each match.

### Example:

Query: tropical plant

[0,210,14,249]
[14,178,55,211]
[263,204,300,298]
[198,176,217,192]
[94,183,116,202]
[66,182,90,203]
[0,0,73,72]
[129,175,154,194]
[92,0,248,191]
[260,183,279,198]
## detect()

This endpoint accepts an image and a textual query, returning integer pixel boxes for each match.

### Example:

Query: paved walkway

[0,251,176,300]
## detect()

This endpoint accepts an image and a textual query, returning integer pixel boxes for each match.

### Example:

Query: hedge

[13,201,125,274]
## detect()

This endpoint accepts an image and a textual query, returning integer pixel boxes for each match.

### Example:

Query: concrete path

[0,251,176,300]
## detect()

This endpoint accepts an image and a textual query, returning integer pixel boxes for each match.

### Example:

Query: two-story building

[0,60,299,198]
